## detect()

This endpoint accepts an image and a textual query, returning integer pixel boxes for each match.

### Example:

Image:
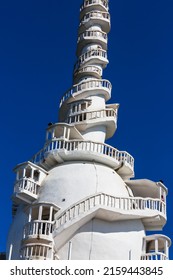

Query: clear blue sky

[0,0,173,259]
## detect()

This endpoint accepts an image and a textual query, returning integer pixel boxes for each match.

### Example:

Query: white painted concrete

[37,162,130,209]
[6,205,28,260]
[58,219,145,260]
[6,0,170,260]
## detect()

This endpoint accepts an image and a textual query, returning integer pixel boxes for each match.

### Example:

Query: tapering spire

[7,0,170,261]
[58,0,119,144]
[74,0,110,84]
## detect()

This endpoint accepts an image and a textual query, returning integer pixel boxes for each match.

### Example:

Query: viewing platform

[77,30,107,56]
[79,11,110,33]
[20,203,60,260]
[80,0,109,19]
[141,235,171,260]
[125,179,168,202]
[59,79,112,108]
[31,139,134,178]
[74,49,108,71]
[12,162,48,204]
[13,178,39,204]
[73,65,102,83]
[66,108,117,139]
[22,220,54,243]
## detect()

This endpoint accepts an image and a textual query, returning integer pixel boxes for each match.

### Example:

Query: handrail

[74,65,102,78]
[14,178,39,196]
[60,79,112,107]
[23,220,54,238]
[81,11,110,23]
[55,192,166,228]
[30,139,134,171]
[74,48,108,71]
[66,108,116,124]
[78,29,107,42]
[80,0,109,11]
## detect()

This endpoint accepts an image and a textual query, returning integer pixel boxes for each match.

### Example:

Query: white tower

[7,0,171,260]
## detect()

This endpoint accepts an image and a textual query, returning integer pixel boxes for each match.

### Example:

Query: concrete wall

[6,205,28,260]
[37,162,130,211]
[58,218,145,260]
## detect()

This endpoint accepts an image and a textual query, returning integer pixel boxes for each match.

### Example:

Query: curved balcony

[13,178,40,204]
[77,30,107,56]
[141,235,171,260]
[66,108,117,139]
[125,179,168,201]
[79,11,110,33]
[31,139,134,178]
[20,243,53,260]
[80,0,109,19]
[60,79,112,108]
[74,49,108,71]
[53,192,166,249]
[73,65,102,83]
[23,220,54,243]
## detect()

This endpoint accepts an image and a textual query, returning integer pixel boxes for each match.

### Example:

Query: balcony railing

[13,178,39,202]
[66,108,116,125]
[80,0,109,12]
[55,192,166,228]
[74,49,108,71]
[23,220,54,240]
[81,11,110,22]
[31,139,134,174]
[80,11,110,32]
[60,79,112,107]
[74,65,102,81]
[78,29,107,45]
[20,244,53,260]
[141,253,168,260]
